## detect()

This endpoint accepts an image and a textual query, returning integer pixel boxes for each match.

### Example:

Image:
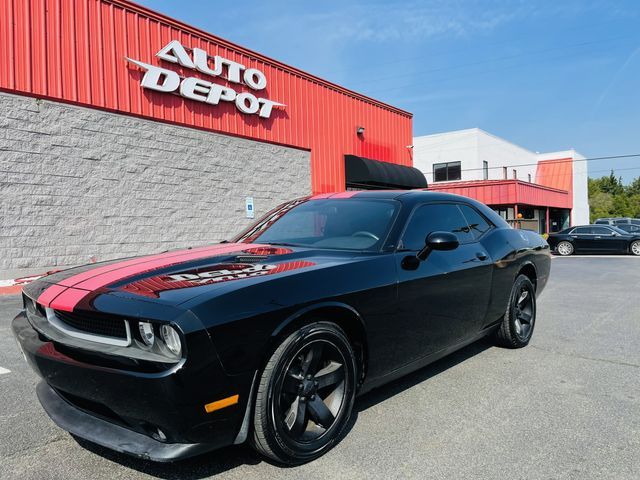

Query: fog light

[138,321,155,347]
[161,325,182,357]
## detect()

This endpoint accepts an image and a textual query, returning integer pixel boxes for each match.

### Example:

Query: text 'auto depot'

[127,40,286,119]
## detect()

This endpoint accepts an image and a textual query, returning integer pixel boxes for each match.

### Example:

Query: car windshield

[233,199,400,251]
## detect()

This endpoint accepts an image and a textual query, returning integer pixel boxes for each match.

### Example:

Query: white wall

[413,129,480,182]
[413,128,537,184]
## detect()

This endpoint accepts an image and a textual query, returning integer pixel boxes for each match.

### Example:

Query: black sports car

[547,225,640,256]
[13,191,550,465]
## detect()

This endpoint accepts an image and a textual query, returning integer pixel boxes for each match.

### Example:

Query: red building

[0,0,420,276]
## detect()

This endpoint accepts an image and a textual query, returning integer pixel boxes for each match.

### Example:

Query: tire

[251,321,357,465]
[556,241,574,256]
[630,240,640,256]
[495,275,536,348]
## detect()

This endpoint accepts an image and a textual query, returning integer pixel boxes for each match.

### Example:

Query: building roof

[536,158,573,193]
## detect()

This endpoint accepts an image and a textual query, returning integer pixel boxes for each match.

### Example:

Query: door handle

[476,252,488,261]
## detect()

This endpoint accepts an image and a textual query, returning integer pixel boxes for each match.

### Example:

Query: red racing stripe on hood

[37,243,266,311]
[56,243,254,287]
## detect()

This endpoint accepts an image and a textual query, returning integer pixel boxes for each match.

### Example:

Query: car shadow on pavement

[73,436,262,479]
[355,338,493,413]
[72,338,494,478]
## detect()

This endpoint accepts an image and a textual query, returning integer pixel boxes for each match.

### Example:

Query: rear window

[458,204,493,240]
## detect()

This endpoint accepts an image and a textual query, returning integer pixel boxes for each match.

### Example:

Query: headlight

[138,321,155,347]
[160,325,182,357]
[133,320,183,361]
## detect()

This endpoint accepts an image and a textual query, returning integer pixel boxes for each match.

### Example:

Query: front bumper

[36,381,213,462]
[12,311,255,461]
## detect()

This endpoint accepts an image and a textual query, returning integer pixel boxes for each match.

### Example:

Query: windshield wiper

[266,242,301,247]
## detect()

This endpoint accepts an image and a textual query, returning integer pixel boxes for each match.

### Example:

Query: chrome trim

[45,308,132,347]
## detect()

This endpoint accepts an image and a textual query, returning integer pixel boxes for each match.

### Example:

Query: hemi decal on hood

[120,261,315,298]
[37,243,268,312]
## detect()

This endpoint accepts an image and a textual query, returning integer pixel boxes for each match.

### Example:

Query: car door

[570,227,595,252]
[590,226,627,252]
[392,202,493,368]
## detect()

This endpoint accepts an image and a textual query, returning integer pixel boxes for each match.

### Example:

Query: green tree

[588,173,640,222]
[626,177,640,197]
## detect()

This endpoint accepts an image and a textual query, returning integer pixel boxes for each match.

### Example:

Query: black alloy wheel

[495,274,537,348]
[252,322,357,464]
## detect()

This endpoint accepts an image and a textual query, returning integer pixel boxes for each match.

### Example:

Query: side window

[591,226,613,235]
[400,204,474,250]
[573,227,591,234]
[458,204,492,240]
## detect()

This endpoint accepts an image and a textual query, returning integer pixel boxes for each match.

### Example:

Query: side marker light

[204,394,239,413]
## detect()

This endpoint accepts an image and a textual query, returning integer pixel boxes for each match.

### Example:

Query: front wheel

[556,241,574,256]
[630,240,640,256]
[495,275,537,348]
[251,322,357,465]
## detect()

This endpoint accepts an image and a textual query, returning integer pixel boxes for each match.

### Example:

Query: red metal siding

[536,158,574,208]
[0,0,413,194]
[429,180,571,209]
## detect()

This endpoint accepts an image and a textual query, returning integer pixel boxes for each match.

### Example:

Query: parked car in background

[594,217,640,226]
[13,191,550,465]
[548,225,640,256]
[617,223,640,234]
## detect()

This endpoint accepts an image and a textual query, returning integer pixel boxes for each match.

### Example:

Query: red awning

[428,179,571,209]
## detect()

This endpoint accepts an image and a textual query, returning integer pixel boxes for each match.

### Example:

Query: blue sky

[138,0,640,182]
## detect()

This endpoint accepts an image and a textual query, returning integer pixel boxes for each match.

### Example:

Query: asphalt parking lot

[1,256,639,480]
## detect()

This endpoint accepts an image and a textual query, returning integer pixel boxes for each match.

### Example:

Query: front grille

[54,310,128,339]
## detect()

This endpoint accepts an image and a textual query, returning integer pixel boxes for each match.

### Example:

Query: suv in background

[594,217,640,226]
[617,223,640,234]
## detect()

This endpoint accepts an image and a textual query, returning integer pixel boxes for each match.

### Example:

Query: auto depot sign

[126,40,285,119]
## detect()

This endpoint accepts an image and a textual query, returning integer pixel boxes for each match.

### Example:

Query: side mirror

[417,231,460,261]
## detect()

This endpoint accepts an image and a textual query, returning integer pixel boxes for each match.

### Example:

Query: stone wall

[0,92,311,278]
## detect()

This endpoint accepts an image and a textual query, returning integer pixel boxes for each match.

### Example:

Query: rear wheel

[630,240,640,256]
[252,322,357,465]
[495,275,536,348]
[556,241,574,256]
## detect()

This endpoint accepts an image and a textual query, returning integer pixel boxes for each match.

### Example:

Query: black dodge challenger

[13,191,550,465]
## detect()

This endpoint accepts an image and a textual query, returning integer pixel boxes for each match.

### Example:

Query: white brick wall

[0,92,311,277]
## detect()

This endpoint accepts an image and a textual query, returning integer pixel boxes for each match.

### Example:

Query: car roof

[309,190,476,204]
[571,224,618,228]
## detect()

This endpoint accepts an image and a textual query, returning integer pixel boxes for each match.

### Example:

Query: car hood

[25,243,359,312]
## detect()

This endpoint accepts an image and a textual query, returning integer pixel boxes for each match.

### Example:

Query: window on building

[502,167,507,179]
[483,161,489,180]
[512,169,517,179]
[528,173,532,183]
[400,203,474,250]
[433,162,461,182]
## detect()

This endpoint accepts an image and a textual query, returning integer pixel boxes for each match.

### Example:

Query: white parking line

[552,255,640,259]
[0,367,10,375]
